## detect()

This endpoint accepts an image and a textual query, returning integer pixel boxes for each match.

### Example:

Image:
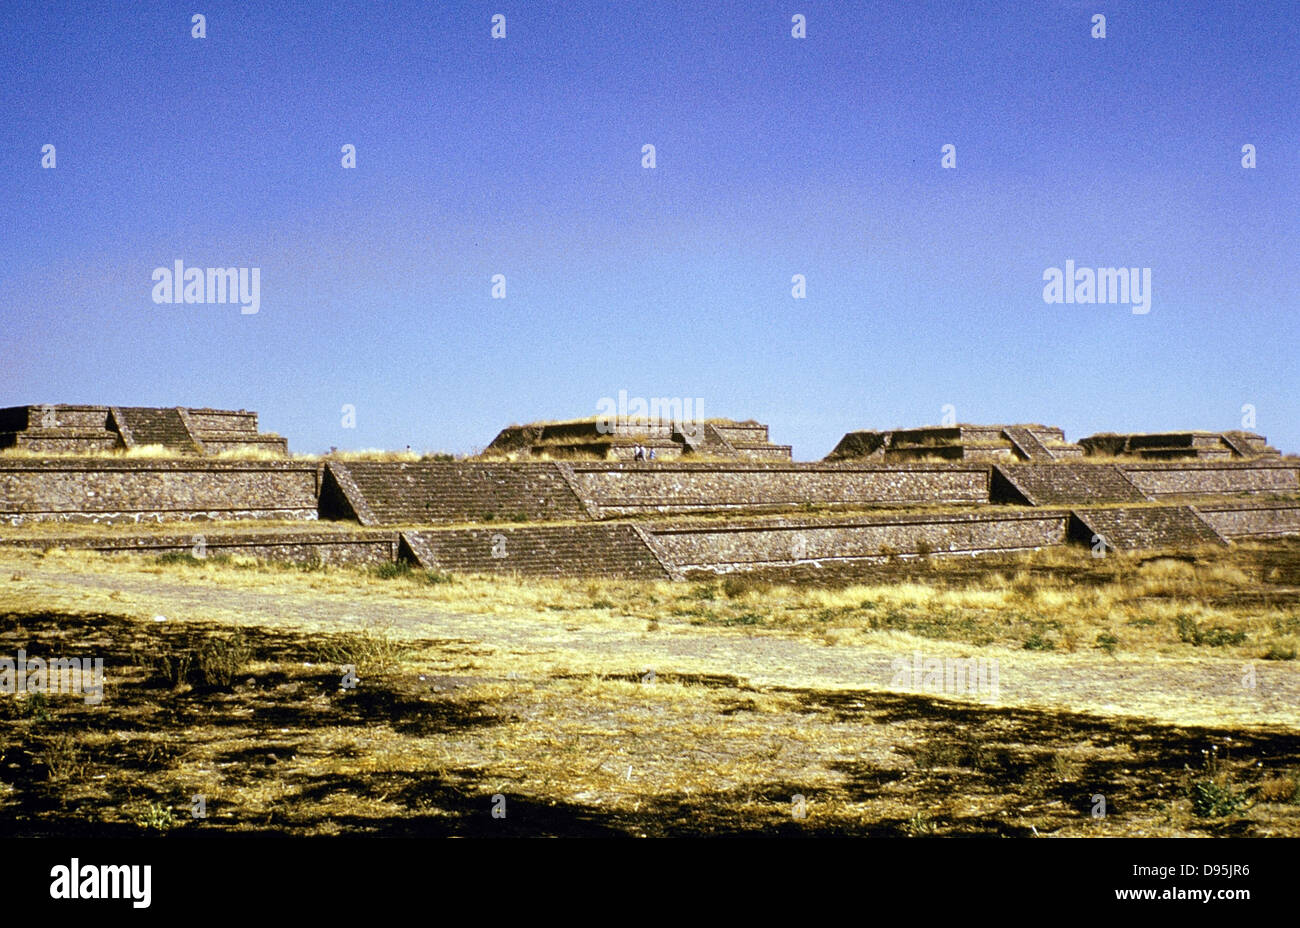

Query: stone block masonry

[826,424,1084,463]
[1068,507,1227,552]
[1194,501,1300,539]
[323,461,992,524]
[0,529,398,567]
[398,525,672,580]
[0,458,321,525]
[991,463,1148,506]
[0,405,288,456]
[398,511,1068,579]
[1080,430,1281,460]
[482,417,792,461]
[1118,462,1300,498]
[324,462,590,525]
[639,510,1069,576]
[560,462,990,518]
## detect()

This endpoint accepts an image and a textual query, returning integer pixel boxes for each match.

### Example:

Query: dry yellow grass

[2,540,1297,660]
[0,444,178,459]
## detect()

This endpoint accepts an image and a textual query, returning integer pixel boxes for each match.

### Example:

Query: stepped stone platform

[322,460,992,524]
[1068,506,1227,552]
[990,460,1300,507]
[18,500,1300,578]
[1,405,1297,575]
[0,405,288,456]
[827,424,1083,463]
[483,417,792,461]
[1080,430,1280,460]
[397,509,1070,580]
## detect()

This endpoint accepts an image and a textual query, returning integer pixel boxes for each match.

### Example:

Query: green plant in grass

[1187,745,1249,819]
[1177,615,1246,647]
[1022,632,1054,651]
[135,802,177,831]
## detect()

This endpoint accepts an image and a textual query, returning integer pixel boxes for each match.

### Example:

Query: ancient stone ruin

[825,424,1084,462]
[0,405,288,456]
[1077,430,1280,460]
[1,406,1296,580]
[483,417,791,461]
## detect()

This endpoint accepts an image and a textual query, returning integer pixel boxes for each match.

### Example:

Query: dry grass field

[0,539,1297,837]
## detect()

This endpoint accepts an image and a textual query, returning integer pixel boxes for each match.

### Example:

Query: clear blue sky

[1,1,1296,457]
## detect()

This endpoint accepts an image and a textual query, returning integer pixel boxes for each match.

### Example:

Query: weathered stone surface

[562,462,991,517]
[0,405,288,456]
[827,424,1083,462]
[483,417,792,461]
[992,463,1148,505]
[1068,506,1226,551]
[1079,430,1281,460]
[398,511,1069,579]
[400,524,671,579]
[0,529,397,566]
[330,462,590,524]
[0,458,320,525]
[641,510,1070,575]
[1119,462,1299,498]
[1194,501,1300,539]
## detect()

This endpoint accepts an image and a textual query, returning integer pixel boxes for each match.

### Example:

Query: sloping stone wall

[561,462,991,517]
[1194,502,1300,538]
[0,459,321,525]
[324,461,992,524]
[399,525,671,579]
[640,510,1068,575]
[0,529,397,566]
[1119,462,1300,498]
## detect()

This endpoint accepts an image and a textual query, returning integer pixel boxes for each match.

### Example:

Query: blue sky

[1,1,1296,456]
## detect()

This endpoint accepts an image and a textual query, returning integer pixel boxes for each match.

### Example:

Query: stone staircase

[1069,506,1227,551]
[1219,433,1256,458]
[674,423,737,456]
[399,525,670,579]
[992,463,1149,506]
[115,407,201,453]
[325,462,590,525]
[1002,426,1055,461]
